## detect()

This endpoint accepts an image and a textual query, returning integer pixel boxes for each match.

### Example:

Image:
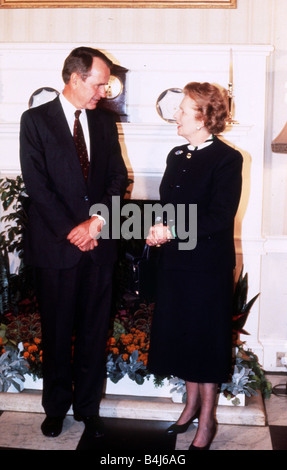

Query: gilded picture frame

[0,0,237,9]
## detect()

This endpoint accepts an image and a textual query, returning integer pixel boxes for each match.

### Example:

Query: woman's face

[174,95,204,142]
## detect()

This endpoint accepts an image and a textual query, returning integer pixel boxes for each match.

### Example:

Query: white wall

[0,0,287,372]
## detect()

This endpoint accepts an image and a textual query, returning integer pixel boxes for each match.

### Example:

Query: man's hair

[62,47,113,84]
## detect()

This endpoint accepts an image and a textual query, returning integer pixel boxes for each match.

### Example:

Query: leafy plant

[232,267,260,343]
[0,347,28,392]
[106,350,146,385]
[0,176,34,317]
[230,268,272,399]
[221,363,256,398]
[0,176,28,257]
[236,346,272,399]
[169,376,187,402]
[5,312,41,347]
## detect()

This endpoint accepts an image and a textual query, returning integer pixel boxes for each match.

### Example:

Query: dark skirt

[147,260,234,384]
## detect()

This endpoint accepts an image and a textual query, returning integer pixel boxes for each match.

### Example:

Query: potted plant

[0,344,28,392]
[0,176,40,388]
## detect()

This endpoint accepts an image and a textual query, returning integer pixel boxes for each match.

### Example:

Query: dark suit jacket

[159,136,243,271]
[20,96,127,269]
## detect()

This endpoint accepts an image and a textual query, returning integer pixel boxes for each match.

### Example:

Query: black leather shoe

[166,410,200,436]
[189,423,216,451]
[41,416,65,438]
[75,415,105,438]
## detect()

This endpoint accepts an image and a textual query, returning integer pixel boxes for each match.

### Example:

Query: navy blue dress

[148,137,243,383]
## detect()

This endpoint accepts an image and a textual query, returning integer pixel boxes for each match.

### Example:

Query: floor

[0,374,286,452]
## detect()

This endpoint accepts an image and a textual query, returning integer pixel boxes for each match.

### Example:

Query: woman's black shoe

[166,410,200,436]
[188,423,216,450]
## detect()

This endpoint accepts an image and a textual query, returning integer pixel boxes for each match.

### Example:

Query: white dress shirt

[59,93,106,227]
[59,93,91,159]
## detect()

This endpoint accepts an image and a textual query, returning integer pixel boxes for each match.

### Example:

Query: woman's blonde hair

[184,82,228,134]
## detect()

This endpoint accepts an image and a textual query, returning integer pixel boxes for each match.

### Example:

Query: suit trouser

[34,254,114,417]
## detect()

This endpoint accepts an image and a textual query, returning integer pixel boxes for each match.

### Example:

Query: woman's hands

[146,223,173,247]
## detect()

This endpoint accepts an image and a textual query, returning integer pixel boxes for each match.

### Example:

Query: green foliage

[0,176,34,317]
[221,362,257,398]
[232,267,260,338]
[236,347,273,399]
[0,176,28,256]
[230,268,272,399]
[106,350,146,385]
[0,347,28,392]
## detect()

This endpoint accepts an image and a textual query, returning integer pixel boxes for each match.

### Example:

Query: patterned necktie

[73,110,89,180]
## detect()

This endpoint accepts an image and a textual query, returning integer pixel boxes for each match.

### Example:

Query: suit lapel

[47,97,88,189]
[86,109,106,183]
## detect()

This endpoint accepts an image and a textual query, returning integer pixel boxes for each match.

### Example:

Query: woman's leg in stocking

[176,381,201,425]
[192,382,217,448]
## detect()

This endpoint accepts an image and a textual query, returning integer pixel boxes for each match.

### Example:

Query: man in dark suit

[20,47,127,438]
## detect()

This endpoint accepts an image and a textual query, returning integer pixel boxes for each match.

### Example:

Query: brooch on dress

[175,150,183,155]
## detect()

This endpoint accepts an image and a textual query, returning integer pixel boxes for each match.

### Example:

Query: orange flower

[111,347,119,355]
[138,353,148,366]
[34,337,41,344]
[23,351,30,359]
[126,344,136,354]
[122,354,129,361]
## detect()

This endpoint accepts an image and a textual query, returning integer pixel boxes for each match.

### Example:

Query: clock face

[105,75,123,100]
[29,87,59,108]
[156,88,184,122]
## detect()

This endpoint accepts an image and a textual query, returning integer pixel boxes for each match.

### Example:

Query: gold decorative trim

[0,0,237,9]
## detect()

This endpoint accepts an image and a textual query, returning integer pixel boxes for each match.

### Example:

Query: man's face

[70,57,110,110]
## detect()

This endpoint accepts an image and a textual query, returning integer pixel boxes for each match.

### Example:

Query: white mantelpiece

[1,42,283,372]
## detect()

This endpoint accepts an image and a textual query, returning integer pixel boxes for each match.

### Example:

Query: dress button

[84,195,89,202]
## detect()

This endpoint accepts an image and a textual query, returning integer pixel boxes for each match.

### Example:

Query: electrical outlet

[276,352,287,367]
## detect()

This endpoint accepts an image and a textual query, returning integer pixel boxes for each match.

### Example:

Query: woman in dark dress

[147,82,243,450]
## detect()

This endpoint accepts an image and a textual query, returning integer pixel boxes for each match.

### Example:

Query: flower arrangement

[0,176,272,401]
[21,338,43,379]
[107,328,149,367]
[0,313,43,381]
[106,302,159,385]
